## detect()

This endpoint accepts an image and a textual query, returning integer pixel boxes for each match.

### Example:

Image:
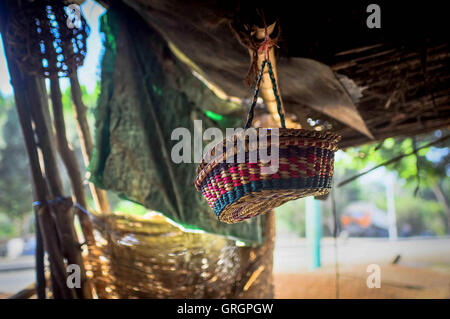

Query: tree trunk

[432,182,450,233]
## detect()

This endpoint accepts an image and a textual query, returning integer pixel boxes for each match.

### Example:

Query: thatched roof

[102,1,450,147]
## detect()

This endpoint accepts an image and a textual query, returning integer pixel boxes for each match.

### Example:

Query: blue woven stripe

[212,176,331,218]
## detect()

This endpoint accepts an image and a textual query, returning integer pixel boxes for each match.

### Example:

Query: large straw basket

[195,128,340,223]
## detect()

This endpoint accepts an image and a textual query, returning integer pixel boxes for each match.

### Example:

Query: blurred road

[0,255,35,295]
[274,235,450,273]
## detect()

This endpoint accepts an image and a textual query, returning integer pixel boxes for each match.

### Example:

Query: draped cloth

[89,5,264,244]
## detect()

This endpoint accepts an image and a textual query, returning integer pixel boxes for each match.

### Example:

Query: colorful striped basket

[195,60,341,224]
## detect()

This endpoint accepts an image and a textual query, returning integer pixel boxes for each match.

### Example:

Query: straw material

[195,128,340,223]
[85,212,274,299]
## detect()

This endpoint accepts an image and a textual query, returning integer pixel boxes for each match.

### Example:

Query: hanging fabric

[89,5,264,244]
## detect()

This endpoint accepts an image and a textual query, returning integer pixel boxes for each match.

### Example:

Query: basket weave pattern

[195,129,340,223]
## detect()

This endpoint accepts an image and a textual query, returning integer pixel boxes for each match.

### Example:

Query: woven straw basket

[195,128,340,223]
[195,60,341,223]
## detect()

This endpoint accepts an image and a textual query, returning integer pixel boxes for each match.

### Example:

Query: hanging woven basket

[5,0,89,78]
[195,60,341,224]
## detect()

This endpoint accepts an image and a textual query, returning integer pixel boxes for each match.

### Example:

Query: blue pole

[306,197,322,270]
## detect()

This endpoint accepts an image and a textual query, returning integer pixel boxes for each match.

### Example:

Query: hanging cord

[257,9,277,61]
[247,11,285,129]
[230,9,280,86]
[234,9,285,129]
[33,197,119,239]
[32,197,99,247]
[245,60,266,129]
[267,60,286,128]
[331,186,340,299]
[244,59,286,129]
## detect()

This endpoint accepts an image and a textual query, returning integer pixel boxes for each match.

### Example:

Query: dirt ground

[274,264,450,299]
[2,264,449,299]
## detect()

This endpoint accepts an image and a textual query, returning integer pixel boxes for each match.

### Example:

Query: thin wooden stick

[49,77,93,299]
[69,72,111,214]
[8,283,37,299]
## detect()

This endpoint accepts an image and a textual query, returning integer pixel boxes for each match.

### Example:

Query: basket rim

[194,128,340,190]
[197,128,340,172]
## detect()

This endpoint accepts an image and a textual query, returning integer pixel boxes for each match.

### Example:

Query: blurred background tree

[0,95,33,238]
[276,131,450,238]
[343,132,450,235]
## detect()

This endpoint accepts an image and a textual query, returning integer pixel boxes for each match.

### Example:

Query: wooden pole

[306,197,322,270]
[69,72,111,214]
[14,88,70,298]
[386,173,398,240]
[0,1,78,299]
[50,77,88,208]
[48,77,94,298]
[251,23,302,129]
[24,77,80,299]
[237,212,275,298]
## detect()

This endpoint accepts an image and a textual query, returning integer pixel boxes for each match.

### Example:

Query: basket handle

[244,59,286,129]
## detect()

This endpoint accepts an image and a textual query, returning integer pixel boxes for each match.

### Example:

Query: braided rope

[245,60,267,129]
[267,60,286,128]
[244,59,287,129]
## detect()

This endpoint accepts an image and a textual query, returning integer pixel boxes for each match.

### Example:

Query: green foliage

[394,184,447,236]
[0,96,33,238]
[335,131,450,236]
[276,198,306,236]
[342,132,449,189]
[61,82,101,112]
[0,213,16,239]
[276,131,449,238]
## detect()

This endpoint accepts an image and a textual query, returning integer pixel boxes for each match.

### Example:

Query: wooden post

[14,88,71,298]
[237,212,275,298]
[25,76,85,299]
[251,23,302,129]
[69,72,111,214]
[0,1,78,299]
[306,197,322,270]
[48,77,94,298]
[49,77,97,233]
[386,173,398,240]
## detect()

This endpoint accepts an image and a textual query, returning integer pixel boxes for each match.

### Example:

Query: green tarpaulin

[89,5,264,244]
